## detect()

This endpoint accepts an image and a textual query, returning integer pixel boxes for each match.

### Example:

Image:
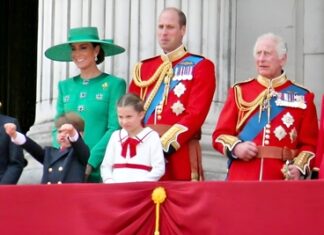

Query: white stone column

[19,0,111,184]
[19,0,228,183]
[304,0,324,110]
[200,0,233,180]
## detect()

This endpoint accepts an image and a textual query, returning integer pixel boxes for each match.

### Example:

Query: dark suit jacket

[22,134,90,184]
[0,114,27,184]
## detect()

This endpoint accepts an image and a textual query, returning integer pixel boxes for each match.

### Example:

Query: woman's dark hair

[92,43,105,64]
[117,93,144,113]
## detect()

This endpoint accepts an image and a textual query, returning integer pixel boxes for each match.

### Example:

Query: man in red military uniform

[129,7,216,181]
[212,33,318,181]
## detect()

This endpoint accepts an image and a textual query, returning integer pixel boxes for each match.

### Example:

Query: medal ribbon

[144,55,203,124]
[239,84,307,141]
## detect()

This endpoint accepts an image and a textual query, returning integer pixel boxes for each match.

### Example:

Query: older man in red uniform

[129,7,216,181]
[212,33,318,181]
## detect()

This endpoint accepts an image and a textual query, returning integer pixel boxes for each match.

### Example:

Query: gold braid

[234,86,268,131]
[132,60,173,111]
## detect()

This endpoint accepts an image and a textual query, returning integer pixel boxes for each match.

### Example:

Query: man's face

[157,9,186,53]
[254,38,287,79]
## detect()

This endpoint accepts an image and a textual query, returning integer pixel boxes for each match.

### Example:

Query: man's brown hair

[55,112,85,132]
[162,7,187,27]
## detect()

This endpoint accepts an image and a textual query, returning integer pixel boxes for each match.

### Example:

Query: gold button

[58,166,63,171]
[265,129,271,134]
[48,168,53,172]
[266,124,271,128]
[158,115,162,120]
[265,134,270,139]
[264,140,270,145]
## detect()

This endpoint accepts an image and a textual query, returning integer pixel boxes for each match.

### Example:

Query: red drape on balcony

[0,181,323,235]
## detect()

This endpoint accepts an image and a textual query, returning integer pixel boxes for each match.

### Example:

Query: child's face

[56,127,72,149]
[117,106,144,135]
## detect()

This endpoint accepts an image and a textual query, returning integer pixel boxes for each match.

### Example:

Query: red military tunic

[212,74,318,180]
[129,45,216,180]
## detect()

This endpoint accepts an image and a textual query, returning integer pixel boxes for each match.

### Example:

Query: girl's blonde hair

[117,93,144,113]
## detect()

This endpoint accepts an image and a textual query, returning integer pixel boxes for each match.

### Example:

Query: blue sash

[144,55,203,124]
[238,84,307,141]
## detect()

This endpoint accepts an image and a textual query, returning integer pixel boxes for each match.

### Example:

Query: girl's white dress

[100,127,165,183]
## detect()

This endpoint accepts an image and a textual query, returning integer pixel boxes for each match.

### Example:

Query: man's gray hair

[253,33,287,59]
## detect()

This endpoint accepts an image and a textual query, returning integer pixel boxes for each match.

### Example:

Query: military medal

[171,101,185,116]
[281,112,294,128]
[289,128,297,143]
[173,82,186,98]
[173,61,194,81]
[275,92,307,109]
[274,125,287,141]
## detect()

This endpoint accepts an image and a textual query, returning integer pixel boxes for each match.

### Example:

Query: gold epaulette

[293,151,315,175]
[232,77,255,88]
[160,124,188,152]
[215,134,242,154]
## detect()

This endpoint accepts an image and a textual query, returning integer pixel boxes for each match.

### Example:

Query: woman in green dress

[45,27,126,182]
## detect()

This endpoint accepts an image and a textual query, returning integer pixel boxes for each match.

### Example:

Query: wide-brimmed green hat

[44,27,125,61]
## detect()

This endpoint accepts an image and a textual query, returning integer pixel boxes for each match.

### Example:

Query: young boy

[4,112,89,184]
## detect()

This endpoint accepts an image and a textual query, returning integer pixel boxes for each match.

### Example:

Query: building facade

[19,0,324,183]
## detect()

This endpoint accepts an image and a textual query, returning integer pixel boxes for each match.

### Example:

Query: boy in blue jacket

[4,112,89,184]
